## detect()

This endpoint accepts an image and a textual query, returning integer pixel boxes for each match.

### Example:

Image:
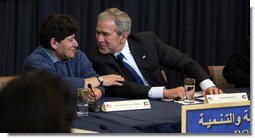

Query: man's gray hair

[98,8,131,35]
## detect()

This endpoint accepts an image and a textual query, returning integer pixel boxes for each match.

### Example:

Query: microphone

[87,83,101,112]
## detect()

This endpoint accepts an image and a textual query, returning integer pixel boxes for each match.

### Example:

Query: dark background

[0,0,250,87]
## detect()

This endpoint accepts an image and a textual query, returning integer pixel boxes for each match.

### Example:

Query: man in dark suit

[223,36,250,88]
[89,8,221,100]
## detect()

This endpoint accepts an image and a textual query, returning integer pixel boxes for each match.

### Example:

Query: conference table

[72,87,250,133]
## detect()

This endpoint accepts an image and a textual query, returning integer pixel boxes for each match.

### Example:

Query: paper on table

[161,91,204,104]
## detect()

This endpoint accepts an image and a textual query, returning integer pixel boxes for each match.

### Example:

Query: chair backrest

[0,76,16,90]
[206,66,234,89]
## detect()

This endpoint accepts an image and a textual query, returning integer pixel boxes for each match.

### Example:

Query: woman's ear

[50,38,58,49]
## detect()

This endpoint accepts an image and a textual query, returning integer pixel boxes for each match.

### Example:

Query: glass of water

[76,88,89,116]
[184,78,196,103]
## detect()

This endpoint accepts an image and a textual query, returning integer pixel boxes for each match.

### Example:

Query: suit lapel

[128,39,151,81]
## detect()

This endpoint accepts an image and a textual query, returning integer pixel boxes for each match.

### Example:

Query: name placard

[181,101,250,133]
[204,92,248,104]
[101,99,151,112]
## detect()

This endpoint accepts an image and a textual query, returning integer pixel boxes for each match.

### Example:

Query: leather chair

[0,76,16,90]
[206,66,234,89]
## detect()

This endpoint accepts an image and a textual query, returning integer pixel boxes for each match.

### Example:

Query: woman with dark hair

[22,14,124,101]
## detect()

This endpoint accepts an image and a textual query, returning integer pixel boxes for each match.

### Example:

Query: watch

[97,76,104,86]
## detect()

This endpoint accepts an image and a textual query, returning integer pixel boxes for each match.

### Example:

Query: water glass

[76,88,89,116]
[184,78,196,103]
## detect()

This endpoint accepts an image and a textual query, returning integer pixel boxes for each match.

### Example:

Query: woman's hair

[39,14,79,49]
[0,70,75,132]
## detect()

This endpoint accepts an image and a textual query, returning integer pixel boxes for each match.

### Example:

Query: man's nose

[96,34,104,42]
[73,39,78,47]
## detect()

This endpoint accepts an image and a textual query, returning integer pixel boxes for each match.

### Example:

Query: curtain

[0,0,250,87]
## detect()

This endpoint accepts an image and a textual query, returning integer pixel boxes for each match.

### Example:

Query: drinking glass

[76,88,89,116]
[184,78,196,103]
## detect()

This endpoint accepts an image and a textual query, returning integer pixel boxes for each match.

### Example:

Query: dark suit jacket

[223,36,250,88]
[89,32,209,98]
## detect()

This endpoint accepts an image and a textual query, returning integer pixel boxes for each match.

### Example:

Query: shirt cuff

[199,79,215,90]
[148,86,165,99]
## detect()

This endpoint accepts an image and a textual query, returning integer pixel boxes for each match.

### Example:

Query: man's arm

[92,61,151,98]
[22,53,105,98]
[87,47,151,98]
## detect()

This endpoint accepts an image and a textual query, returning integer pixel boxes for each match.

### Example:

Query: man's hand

[202,86,223,96]
[84,74,124,89]
[163,86,185,100]
[101,74,124,86]
[87,88,103,102]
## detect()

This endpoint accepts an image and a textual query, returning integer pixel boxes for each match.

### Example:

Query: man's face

[54,34,78,61]
[96,19,124,54]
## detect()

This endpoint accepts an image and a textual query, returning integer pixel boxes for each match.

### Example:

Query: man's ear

[50,38,58,50]
[120,32,129,44]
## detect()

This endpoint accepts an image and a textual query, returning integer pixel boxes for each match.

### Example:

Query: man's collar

[114,40,130,58]
[43,48,58,63]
